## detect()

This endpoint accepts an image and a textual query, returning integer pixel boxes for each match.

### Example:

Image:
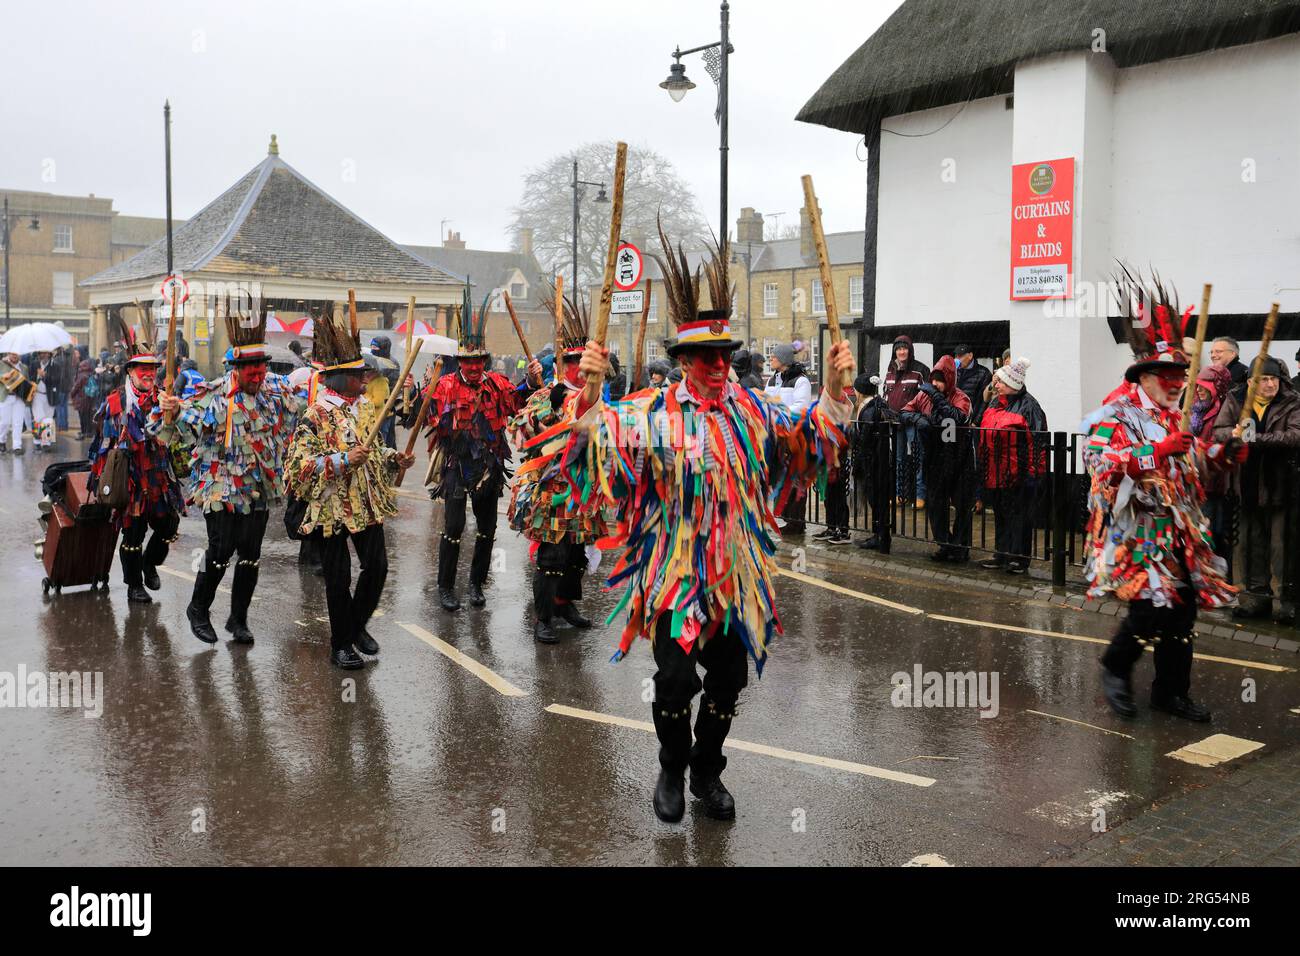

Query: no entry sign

[1010,158,1074,300]
[614,242,643,291]
[159,274,190,304]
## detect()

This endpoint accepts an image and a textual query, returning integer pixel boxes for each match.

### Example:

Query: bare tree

[510,142,710,290]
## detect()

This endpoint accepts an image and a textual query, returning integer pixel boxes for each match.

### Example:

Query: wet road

[1,434,1297,866]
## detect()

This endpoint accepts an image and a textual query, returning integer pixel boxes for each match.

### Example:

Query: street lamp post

[2,197,41,331]
[660,1,733,249]
[571,159,608,299]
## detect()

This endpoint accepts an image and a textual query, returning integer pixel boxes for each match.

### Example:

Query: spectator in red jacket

[978,357,1047,574]
[882,335,930,507]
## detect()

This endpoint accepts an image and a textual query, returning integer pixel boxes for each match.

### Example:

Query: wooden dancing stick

[1180,283,1212,431]
[1235,302,1280,432]
[402,295,416,414]
[800,174,849,400]
[362,338,423,447]
[394,355,442,488]
[553,274,564,370]
[631,278,652,392]
[502,290,533,365]
[584,141,628,407]
[162,292,179,391]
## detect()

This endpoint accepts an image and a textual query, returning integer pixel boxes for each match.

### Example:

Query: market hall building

[798,0,1300,429]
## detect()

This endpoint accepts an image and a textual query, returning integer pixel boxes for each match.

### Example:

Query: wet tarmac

[1,434,1297,865]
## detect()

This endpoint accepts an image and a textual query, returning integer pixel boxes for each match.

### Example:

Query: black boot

[437,534,461,611]
[1101,668,1137,719]
[354,629,380,655]
[468,531,494,604]
[467,582,486,607]
[651,703,692,823]
[689,697,737,820]
[142,566,162,591]
[332,646,365,670]
[226,560,258,645]
[127,584,153,604]
[556,603,592,629]
[187,559,226,644]
[532,566,561,642]
[534,617,560,644]
[1150,691,1211,722]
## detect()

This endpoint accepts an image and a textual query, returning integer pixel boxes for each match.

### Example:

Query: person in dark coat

[900,355,975,562]
[977,357,1047,574]
[69,358,96,439]
[1189,363,1236,571]
[1213,357,1300,623]
[882,334,930,507]
[954,344,992,424]
[1210,337,1249,396]
[851,374,890,550]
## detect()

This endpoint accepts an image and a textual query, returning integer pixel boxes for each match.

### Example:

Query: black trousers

[118,511,181,587]
[651,615,749,777]
[988,486,1032,563]
[1101,591,1197,699]
[318,524,389,653]
[437,486,498,589]
[191,509,270,623]
[1239,504,1292,615]
[927,478,973,554]
[824,473,849,532]
[533,540,587,620]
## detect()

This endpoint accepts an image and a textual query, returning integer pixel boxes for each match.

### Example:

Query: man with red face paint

[559,236,855,824]
[508,290,606,643]
[89,318,185,603]
[1082,273,1245,723]
[423,308,543,611]
[154,304,307,645]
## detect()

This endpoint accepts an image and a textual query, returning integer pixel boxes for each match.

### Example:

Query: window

[811,279,825,315]
[647,294,658,324]
[763,283,778,317]
[808,339,820,381]
[731,291,737,315]
[52,271,74,306]
[609,339,622,357]
[0,271,6,303]
[54,224,73,252]
[511,282,525,299]
[849,275,863,313]
[646,339,662,362]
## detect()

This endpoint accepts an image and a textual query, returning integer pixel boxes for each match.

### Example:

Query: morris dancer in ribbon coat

[560,234,855,823]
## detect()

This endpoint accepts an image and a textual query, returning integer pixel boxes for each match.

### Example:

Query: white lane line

[397,622,527,697]
[1166,734,1265,767]
[905,853,953,867]
[1022,709,1135,740]
[777,567,924,615]
[156,564,259,600]
[927,613,1291,673]
[544,703,937,788]
[898,755,959,764]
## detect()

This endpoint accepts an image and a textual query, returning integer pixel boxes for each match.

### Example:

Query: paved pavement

[1,432,1297,866]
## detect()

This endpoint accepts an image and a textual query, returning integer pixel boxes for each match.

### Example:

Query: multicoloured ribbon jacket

[149,372,307,514]
[561,380,851,673]
[89,384,186,526]
[425,371,533,499]
[508,382,607,545]
[1081,386,1236,609]
[284,392,400,537]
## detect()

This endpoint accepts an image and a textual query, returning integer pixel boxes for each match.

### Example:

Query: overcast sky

[3,0,902,254]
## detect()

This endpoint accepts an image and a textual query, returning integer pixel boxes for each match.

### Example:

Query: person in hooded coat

[900,355,974,561]
[851,373,890,550]
[882,334,930,507]
[1213,356,1300,623]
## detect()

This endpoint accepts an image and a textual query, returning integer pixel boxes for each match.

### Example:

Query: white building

[798,0,1300,429]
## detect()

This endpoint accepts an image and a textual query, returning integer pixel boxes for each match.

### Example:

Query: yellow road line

[544,703,936,787]
[156,563,258,599]
[1022,709,1135,740]
[397,621,527,697]
[777,567,924,615]
[927,614,1290,673]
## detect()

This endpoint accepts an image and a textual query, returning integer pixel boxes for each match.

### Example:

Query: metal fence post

[1051,431,1067,588]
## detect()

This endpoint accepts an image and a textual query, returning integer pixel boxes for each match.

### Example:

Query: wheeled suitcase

[38,469,117,595]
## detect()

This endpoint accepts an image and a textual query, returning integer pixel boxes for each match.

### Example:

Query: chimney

[444,230,465,250]
[736,207,764,244]
[519,227,534,258]
[799,203,820,260]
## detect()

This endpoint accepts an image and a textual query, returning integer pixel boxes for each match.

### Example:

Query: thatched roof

[797,0,1300,133]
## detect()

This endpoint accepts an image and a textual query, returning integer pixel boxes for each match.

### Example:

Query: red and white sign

[159,273,190,304]
[394,317,435,336]
[613,242,643,291]
[265,316,315,336]
[1010,158,1074,300]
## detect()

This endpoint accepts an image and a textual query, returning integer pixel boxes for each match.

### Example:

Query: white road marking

[156,563,259,599]
[904,853,953,867]
[778,567,924,615]
[1022,709,1135,740]
[1029,790,1132,828]
[397,622,527,697]
[927,614,1291,673]
[898,755,959,763]
[1166,734,1265,767]
[544,703,937,787]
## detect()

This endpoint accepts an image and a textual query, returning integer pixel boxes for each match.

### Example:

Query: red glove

[1154,431,1193,460]
[1233,442,1249,463]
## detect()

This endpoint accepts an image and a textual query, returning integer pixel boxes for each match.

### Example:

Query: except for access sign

[614,242,643,291]
[1010,158,1074,300]
[611,290,644,314]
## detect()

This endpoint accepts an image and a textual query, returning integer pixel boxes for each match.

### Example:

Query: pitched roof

[797,0,1300,133]
[111,215,184,248]
[83,152,461,288]
[748,231,864,272]
[400,244,549,309]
